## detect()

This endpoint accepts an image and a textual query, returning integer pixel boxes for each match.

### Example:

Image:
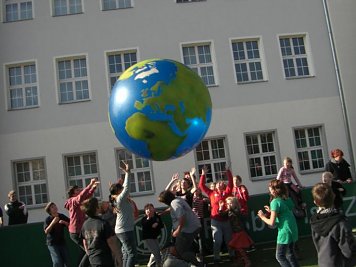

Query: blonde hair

[226,196,239,209]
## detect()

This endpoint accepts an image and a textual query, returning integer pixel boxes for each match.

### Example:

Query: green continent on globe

[126,112,185,161]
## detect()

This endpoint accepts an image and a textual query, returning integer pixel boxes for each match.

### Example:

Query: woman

[257,179,299,267]
[325,148,353,184]
[109,162,137,267]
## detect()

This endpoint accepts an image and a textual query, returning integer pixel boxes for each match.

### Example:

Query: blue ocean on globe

[108,58,212,161]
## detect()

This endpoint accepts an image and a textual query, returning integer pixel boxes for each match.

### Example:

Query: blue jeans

[47,244,70,267]
[211,219,233,260]
[276,243,300,267]
[116,231,136,267]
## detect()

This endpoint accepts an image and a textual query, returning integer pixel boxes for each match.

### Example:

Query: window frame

[293,125,326,174]
[12,157,49,207]
[5,60,40,111]
[244,130,280,181]
[230,36,268,84]
[101,0,133,11]
[180,41,218,87]
[194,136,230,184]
[52,0,83,17]
[3,0,33,22]
[55,54,91,104]
[105,48,138,93]
[115,148,154,196]
[63,151,101,198]
[278,33,314,79]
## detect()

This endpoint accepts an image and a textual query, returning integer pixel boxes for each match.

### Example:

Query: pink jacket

[64,184,95,234]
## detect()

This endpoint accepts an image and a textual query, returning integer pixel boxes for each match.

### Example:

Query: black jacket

[325,159,352,182]
[310,208,356,267]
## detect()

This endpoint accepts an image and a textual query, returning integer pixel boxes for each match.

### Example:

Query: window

[294,126,325,172]
[231,39,265,83]
[64,152,101,197]
[177,0,206,3]
[102,0,132,10]
[279,35,311,78]
[182,43,216,86]
[56,56,90,103]
[4,1,33,22]
[107,50,137,90]
[245,131,278,179]
[53,0,82,16]
[195,137,229,183]
[116,149,154,195]
[13,158,48,206]
[7,63,39,110]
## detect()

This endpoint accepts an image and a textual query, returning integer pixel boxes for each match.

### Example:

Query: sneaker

[246,245,256,253]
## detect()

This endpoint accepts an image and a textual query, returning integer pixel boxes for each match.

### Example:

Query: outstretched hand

[119,161,130,174]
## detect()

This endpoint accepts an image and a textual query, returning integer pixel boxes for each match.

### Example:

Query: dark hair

[312,183,335,208]
[109,183,123,206]
[81,197,99,218]
[235,175,242,183]
[269,179,288,199]
[158,190,176,206]
[67,185,79,197]
[144,203,154,210]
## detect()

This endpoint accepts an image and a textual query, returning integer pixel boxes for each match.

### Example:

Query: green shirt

[270,197,298,244]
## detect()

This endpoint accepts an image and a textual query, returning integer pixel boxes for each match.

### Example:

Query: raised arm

[199,165,211,196]
[165,173,179,191]
[189,167,197,194]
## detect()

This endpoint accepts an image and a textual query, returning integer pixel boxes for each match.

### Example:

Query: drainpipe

[322,0,355,178]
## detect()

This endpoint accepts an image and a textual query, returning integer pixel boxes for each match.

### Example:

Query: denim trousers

[211,219,233,260]
[275,242,300,267]
[47,244,70,267]
[116,231,137,267]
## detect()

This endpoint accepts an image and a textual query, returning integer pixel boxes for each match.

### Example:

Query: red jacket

[232,185,249,216]
[199,170,233,221]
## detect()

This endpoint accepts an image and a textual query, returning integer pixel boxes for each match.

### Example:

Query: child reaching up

[219,197,253,267]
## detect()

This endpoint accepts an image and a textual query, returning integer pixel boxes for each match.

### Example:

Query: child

[321,171,346,211]
[257,179,299,267]
[310,183,355,267]
[141,203,164,267]
[44,202,70,267]
[219,197,253,267]
[276,157,306,218]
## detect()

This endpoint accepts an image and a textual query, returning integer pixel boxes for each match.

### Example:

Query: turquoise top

[270,197,298,244]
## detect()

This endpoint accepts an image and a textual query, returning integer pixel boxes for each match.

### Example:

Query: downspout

[322,0,355,178]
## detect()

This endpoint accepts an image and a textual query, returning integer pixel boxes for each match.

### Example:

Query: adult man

[4,190,28,225]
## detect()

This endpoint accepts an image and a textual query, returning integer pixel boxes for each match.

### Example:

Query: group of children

[39,149,355,267]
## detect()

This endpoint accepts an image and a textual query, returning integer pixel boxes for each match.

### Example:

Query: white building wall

[0,0,351,223]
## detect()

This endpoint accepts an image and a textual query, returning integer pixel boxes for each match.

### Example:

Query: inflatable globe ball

[108,58,212,161]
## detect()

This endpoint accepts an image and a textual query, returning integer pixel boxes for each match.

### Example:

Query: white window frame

[181,41,218,87]
[116,149,154,196]
[195,136,230,184]
[245,130,279,180]
[12,157,48,207]
[52,0,83,17]
[101,0,133,11]
[5,60,39,110]
[293,125,326,173]
[176,0,206,3]
[278,33,314,79]
[3,0,33,22]
[105,48,138,93]
[64,151,101,198]
[55,55,91,104]
[230,37,268,84]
